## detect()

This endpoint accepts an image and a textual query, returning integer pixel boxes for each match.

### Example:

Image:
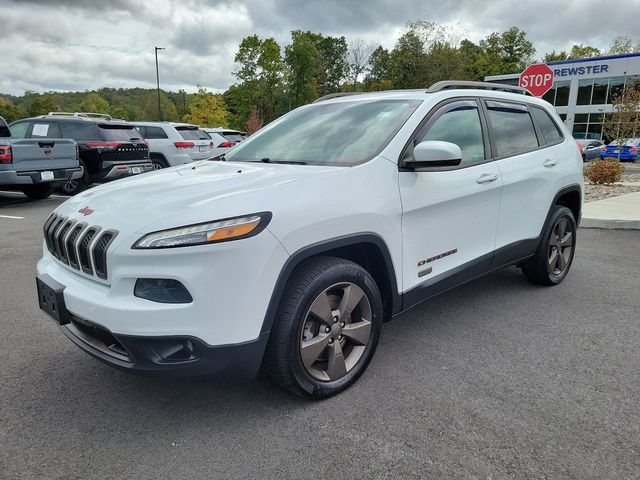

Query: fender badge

[78,206,94,216]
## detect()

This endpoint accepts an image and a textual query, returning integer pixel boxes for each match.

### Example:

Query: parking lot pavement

[1,192,639,480]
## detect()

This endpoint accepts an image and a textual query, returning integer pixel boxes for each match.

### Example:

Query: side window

[416,100,486,166]
[530,107,563,145]
[136,126,147,138]
[145,126,169,139]
[60,122,99,141]
[9,121,30,138]
[486,101,539,157]
[31,122,62,138]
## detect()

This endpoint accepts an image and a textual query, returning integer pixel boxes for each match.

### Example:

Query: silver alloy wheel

[548,217,573,276]
[299,282,372,382]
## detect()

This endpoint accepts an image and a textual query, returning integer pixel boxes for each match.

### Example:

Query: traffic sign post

[519,63,555,97]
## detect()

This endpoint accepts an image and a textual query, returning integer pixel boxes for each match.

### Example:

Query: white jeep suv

[133,122,214,169]
[36,82,583,399]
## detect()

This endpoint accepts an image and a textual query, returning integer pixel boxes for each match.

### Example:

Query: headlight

[133,212,272,249]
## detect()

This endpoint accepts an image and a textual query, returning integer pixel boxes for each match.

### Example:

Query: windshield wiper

[261,158,307,165]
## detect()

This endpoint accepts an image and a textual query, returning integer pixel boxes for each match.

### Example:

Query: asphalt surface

[1,191,639,479]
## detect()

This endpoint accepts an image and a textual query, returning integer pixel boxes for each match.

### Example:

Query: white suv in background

[133,122,214,168]
[202,128,246,157]
[36,82,583,399]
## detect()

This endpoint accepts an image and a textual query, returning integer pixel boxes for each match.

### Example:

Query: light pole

[154,46,165,120]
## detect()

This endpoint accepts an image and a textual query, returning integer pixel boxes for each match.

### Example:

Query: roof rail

[428,81,532,96]
[313,92,366,103]
[46,112,113,120]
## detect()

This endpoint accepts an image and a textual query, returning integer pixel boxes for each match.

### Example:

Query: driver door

[399,99,502,298]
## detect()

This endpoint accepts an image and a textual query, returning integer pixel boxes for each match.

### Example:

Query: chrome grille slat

[92,230,118,280]
[78,227,99,275]
[49,216,67,259]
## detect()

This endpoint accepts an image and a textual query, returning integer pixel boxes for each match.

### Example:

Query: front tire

[266,256,383,399]
[22,184,53,200]
[521,206,577,286]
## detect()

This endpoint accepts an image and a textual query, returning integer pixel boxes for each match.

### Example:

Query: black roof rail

[427,81,532,96]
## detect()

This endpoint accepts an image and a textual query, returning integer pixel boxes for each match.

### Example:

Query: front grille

[43,214,118,280]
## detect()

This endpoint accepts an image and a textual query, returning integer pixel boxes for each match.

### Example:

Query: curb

[580,218,640,230]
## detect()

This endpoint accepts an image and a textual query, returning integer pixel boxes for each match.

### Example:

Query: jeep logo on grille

[78,206,94,216]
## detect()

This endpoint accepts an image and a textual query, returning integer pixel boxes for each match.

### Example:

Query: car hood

[56,160,339,233]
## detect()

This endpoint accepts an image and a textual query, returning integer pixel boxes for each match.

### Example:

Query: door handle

[476,173,498,184]
[543,158,558,168]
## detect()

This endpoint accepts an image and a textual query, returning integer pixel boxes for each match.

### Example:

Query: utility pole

[154,46,165,120]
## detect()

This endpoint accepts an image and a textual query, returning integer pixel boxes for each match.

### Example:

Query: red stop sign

[519,63,554,97]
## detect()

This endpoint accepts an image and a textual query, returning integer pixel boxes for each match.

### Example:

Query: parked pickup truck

[0,116,82,200]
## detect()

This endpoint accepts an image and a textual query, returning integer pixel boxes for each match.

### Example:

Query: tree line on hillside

[1,22,638,132]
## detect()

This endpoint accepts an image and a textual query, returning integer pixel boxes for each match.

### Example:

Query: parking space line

[0,190,68,199]
[0,214,25,219]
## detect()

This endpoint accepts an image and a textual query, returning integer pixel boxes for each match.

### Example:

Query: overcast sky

[2,0,639,96]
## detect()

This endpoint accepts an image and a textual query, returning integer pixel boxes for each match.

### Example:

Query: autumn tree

[246,105,263,134]
[78,92,109,113]
[602,79,640,158]
[183,88,229,127]
[27,94,58,116]
[608,36,640,55]
[0,97,21,122]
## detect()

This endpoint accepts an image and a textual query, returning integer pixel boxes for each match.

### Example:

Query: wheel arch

[260,234,401,335]
[553,184,582,227]
[149,152,169,166]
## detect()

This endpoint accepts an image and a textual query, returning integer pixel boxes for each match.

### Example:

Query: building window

[592,78,608,105]
[555,81,571,106]
[587,123,602,138]
[572,123,587,139]
[607,76,625,104]
[542,84,556,104]
[575,114,589,123]
[577,79,593,105]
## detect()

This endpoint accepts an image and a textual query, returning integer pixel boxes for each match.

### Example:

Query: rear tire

[151,156,169,170]
[521,206,576,286]
[58,161,88,195]
[22,184,53,200]
[266,256,383,399]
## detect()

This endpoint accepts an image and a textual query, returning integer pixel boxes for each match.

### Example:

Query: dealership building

[485,52,640,140]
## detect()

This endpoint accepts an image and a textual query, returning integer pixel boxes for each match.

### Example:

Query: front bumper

[0,166,83,186]
[60,313,270,379]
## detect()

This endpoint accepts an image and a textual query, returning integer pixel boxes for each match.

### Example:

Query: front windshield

[224,99,421,166]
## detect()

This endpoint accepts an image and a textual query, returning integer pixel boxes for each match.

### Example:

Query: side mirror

[404,140,462,169]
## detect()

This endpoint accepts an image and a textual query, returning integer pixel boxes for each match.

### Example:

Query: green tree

[27,94,58,116]
[568,44,601,59]
[78,92,109,113]
[543,50,568,62]
[479,27,535,75]
[183,88,229,127]
[364,46,392,90]
[0,97,21,122]
[284,32,320,107]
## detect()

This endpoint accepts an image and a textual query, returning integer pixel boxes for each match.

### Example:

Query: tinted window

[417,100,485,166]
[99,125,143,141]
[31,122,62,138]
[223,133,245,142]
[61,122,99,141]
[530,107,562,145]
[486,101,539,157]
[176,127,211,140]
[9,121,30,138]
[144,126,169,139]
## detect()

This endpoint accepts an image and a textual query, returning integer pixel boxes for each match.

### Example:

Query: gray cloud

[1,0,639,95]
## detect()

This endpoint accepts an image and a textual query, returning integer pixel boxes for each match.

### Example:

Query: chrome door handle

[543,158,558,168]
[476,173,498,184]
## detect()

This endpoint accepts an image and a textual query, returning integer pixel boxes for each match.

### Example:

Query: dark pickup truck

[0,116,82,199]
[10,113,153,195]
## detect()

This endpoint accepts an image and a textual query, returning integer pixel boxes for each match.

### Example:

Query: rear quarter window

[144,126,169,139]
[530,107,563,145]
[9,121,30,138]
[486,101,539,157]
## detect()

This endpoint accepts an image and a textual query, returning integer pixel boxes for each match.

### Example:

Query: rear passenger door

[486,100,563,252]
